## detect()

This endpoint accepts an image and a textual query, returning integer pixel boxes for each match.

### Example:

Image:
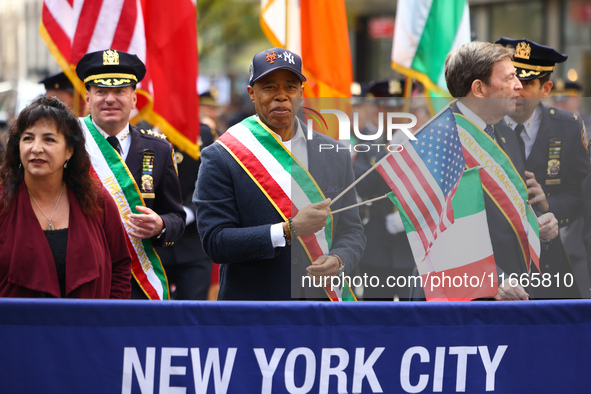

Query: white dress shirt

[92,119,132,161]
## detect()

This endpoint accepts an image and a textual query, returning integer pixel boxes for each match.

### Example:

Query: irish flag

[391,0,470,95]
[390,168,497,301]
[260,0,352,98]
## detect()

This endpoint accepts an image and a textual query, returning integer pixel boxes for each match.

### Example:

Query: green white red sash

[217,115,355,301]
[80,116,169,300]
[454,114,540,272]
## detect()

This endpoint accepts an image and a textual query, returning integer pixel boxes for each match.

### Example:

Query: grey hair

[445,41,515,98]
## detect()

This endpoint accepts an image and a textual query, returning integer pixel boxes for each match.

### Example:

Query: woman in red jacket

[0,96,131,298]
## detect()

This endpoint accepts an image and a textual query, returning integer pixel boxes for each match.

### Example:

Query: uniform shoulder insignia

[140,128,167,140]
[548,106,580,123]
[150,129,167,140]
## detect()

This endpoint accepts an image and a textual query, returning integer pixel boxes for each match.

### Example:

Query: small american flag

[377,108,465,253]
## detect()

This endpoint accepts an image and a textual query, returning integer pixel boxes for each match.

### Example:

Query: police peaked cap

[495,37,567,81]
[76,49,146,88]
[40,72,74,92]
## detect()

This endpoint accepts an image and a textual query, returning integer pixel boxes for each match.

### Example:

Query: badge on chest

[141,149,155,199]
[546,139,561,185]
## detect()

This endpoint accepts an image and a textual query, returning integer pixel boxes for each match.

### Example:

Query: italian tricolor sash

[80,116,169,300]
[217,115,355,301]
[454,114,540,272]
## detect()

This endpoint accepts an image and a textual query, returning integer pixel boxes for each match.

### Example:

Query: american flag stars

[411,111,465,195]
[375,108,466,254]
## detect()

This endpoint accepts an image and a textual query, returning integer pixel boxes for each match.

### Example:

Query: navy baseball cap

[248,47,306,85]
[495,37,567,81]
[76,49,146,88]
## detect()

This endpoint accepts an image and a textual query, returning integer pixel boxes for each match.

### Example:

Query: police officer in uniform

[550,79,591,134]
[40,72,88,117]
[496,37,591,298]
[76,49,185,299]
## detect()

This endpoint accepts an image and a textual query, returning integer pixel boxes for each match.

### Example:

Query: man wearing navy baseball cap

[194,47,365,300]
[496,37,591,298]
[76,49,185,299]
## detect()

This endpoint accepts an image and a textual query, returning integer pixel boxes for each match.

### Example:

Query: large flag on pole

[40,0,201,159]
[391,0,470,95]
[375,107,465,256]
[390,168,497,301]
[260,0,352,98]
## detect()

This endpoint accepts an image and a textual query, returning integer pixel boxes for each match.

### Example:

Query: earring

[19,163,22,169]
[64,159,69,169]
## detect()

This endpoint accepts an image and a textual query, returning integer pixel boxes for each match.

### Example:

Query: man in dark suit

[158,123,214,300]
[76,49,185,299]
[444,41,559,300]
[194,48,365,300]
[496,38,590,298]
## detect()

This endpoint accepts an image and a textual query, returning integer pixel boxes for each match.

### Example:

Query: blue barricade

[1,299,590,393]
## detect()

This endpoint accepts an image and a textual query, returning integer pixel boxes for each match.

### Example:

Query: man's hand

[292,199,331,237]
[538,212,559,241]
[306,255,340,278]
[128,206,164,239]
[526,171,549,213]
[494,278,529,300]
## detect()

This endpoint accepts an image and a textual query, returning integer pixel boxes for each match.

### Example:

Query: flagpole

[330,99,458,206]
[330,194,390,215]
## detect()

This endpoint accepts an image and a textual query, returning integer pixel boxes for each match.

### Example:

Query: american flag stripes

[376,108,465,254]
[40,0,200,159]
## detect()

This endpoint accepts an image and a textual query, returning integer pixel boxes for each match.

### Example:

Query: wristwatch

[332,254,345,275]
[338,260,346,275]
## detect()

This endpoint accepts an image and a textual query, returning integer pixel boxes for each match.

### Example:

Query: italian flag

[391,0,470,95]
[217,116,355,301]
[390,168,497,301]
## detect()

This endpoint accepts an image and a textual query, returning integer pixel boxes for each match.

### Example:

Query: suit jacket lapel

[125,125,143,181]
[494,126,509,152]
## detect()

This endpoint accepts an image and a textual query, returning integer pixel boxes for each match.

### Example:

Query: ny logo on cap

[282,51,295,65]
[266,51,277,64]
[103,49,120,65]
[515,42,531,60]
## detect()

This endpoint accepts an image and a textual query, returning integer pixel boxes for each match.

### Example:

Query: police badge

[546,139,562,185]
[141,150,156,199]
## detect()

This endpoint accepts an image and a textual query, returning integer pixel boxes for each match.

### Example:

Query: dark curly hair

[0,96,100,215]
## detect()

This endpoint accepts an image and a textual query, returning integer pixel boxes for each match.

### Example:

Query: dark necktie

[484,124,494,139]
[514,124,526,161]
[107,136,121,155]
